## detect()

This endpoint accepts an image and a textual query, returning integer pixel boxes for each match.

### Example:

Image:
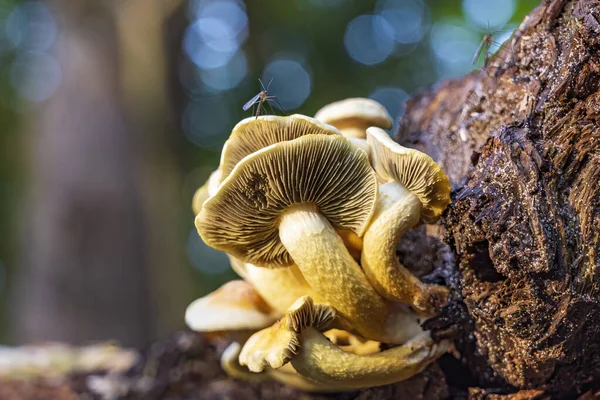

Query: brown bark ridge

[397,0,600,396]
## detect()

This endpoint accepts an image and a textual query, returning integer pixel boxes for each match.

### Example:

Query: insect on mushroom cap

[366,127,451,224]
[315,98,393,139]
[197,134,378,268]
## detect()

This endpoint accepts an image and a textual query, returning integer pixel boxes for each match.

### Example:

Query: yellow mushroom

[361,127,451,315]
[223,340,347,392]
[215,115,340,311]
[240,296,446,391]
[220,341,270,382]
[197,134,399,341]
[314,97,392,140]
[240,296,336,372]
[219,114,341,181]
[185,280,279,334]
[290,329,448,389]
[243,263,323,314]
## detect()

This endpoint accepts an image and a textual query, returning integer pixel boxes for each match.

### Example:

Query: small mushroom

[185,280,279,333]
[240,296,335,372]
[314,98,393,139]
[197,134,395,340]
[361,127,451,315]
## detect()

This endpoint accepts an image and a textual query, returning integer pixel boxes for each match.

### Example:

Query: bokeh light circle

[376,0,429,44]
[430,21,480,79]
[344,14,395,66]
[10,51,62,102]
[369,86,409,130]
[186,229,229,275]
[462,0,515,30]
[5,2,57,51]
[199,51,248,91]
[262,57,312,110]
[182,98,232,149]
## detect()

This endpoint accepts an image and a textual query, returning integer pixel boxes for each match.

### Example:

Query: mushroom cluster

[187,98,452,391]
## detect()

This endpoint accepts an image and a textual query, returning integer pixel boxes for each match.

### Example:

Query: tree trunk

[397,0,600,395]
[9,0,192,347]
[2,0,599,398]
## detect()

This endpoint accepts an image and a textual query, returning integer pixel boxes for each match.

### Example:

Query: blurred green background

[0,0,537,346]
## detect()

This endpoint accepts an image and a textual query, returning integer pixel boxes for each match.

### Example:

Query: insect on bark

[471,23,514,68]
[242,78,279,118]
[471,34,495,67]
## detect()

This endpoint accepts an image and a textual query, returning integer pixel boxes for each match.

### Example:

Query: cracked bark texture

[398,0,600,396]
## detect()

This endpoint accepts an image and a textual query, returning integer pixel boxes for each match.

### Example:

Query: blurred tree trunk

[9,0,191,346]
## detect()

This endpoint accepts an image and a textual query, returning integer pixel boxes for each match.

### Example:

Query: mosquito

[471,33,495,66]
[471,23,514,67]
[242,78,278,118]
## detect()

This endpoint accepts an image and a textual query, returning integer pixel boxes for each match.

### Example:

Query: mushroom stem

[278,203,389,340]
[362,183,448,315]
[291,329,448,389]
[244,263,322,314]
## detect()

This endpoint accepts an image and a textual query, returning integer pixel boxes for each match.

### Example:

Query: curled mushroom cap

[219,115,340,181]
[240,296,336,372]
[290,330,448,390]
[185,280,278,332]
[314,98,392,139]
[222,341,342,392]
[361,127,451,314]
[197,134,393,340]
[241,297,447,390]
[366,127,451,224]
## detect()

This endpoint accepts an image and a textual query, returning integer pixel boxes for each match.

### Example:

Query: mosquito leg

[255,99,263,118]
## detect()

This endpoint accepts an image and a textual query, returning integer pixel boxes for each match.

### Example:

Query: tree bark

[2,0,599,398]
[397,0,600,395]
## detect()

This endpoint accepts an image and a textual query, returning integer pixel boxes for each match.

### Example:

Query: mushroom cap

[219,115,340,181]
[240,296,336,372]
[185,280,277,332]
[240,319,300,372]
[197,134,378,268]
[314,98,393,139]
[192,169,222,215]
[366,127,451,224]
